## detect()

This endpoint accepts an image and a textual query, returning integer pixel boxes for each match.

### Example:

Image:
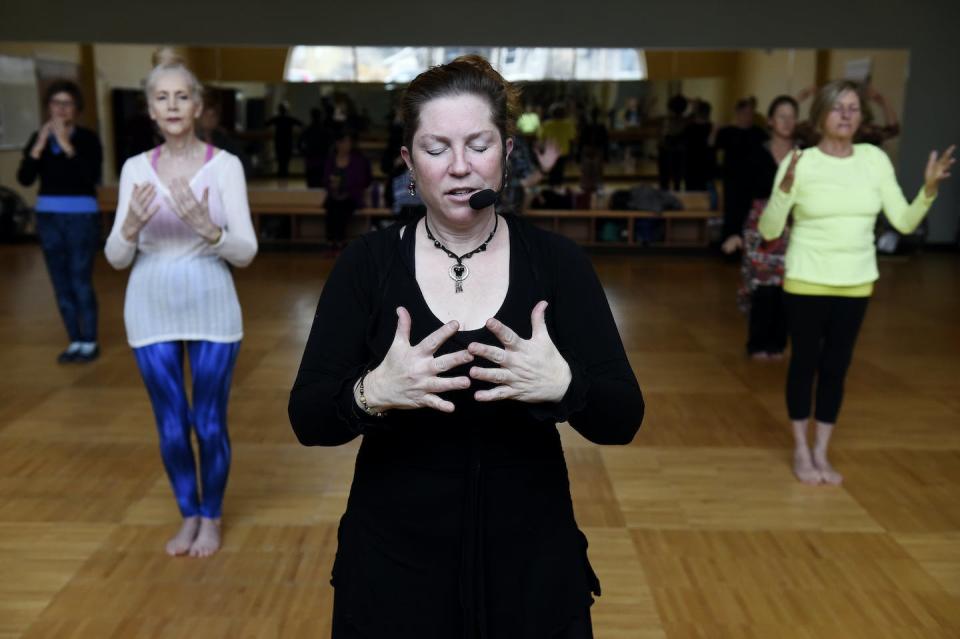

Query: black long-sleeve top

[288,213,644,638]
[17,126,103,196]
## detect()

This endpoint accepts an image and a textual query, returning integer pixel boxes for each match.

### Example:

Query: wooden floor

[1,242,959,639]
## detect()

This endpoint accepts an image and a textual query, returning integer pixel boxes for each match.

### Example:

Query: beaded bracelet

[357,371,386,418]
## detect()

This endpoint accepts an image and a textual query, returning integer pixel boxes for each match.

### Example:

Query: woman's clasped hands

[362,301,571,414]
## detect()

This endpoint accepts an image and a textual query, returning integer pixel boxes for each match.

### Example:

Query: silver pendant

[449,263,469,294]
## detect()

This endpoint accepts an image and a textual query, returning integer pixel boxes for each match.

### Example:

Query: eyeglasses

[830,104,860,116]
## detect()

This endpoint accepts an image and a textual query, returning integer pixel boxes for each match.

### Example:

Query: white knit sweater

[105,151,258,347]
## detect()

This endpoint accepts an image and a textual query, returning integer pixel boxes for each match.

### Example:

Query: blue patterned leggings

[133,340,240,519]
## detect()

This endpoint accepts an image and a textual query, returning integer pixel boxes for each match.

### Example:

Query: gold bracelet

[357,372,386,418]
[207,227,223,245]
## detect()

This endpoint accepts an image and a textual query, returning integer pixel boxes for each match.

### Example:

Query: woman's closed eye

[426,147,447,156]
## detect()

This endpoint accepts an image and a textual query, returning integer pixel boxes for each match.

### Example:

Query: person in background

[265,102,302,178]
[717,98,769,255]
[323,128,372,250]
[17,80,104,364]
[658,94,689,191]
[105,50,258,557]
[300,108,335,188]
[198,90,250,177]
[538,102,578,186]
[683,99,715,191]
[501,135,560,214]
[736,95,799,360]
[759,80,954,486]
[578,107,609,199]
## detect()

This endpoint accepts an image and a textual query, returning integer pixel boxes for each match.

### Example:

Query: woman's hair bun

[152,47,185,68]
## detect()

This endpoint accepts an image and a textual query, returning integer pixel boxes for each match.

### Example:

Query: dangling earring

[408,171,416,196]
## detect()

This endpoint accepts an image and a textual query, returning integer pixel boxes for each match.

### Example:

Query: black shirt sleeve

[288,235,392,446]
[527,235,645,445]
[17,132,41,187]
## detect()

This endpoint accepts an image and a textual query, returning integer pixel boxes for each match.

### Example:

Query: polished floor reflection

[1,243,958,638]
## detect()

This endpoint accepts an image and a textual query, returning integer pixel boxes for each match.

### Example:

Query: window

[285,46,646,83]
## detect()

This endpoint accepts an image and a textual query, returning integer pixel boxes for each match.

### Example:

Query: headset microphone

[468,188,499,210]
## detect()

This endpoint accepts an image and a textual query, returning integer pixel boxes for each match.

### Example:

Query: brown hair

[400,55,521,155]
[45,79,84,112]
[810,79,863,132]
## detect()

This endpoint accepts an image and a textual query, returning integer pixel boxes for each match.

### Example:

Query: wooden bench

[97,186,719,248]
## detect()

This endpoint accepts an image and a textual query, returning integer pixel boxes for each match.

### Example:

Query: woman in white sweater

[105,50,257,557]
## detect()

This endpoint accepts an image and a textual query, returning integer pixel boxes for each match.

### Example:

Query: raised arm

[213,154,258,267]
[876,145,952,234]
[759,149,800,241]
[104,162,144,269]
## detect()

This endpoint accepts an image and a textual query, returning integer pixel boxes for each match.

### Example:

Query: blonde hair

[145,47,203,102]
[810,79,863,133]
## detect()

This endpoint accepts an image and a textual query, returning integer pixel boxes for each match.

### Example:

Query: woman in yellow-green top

[759,79,954,487]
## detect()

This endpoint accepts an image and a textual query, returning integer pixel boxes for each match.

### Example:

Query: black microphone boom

[469,189,499,210]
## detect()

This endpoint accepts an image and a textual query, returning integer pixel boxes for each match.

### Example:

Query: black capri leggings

[784,293,870,424]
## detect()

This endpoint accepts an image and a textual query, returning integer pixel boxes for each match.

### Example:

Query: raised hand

[30,122,53,159]
[865,86,885,104]
[924,145,955,197]
[467,301,572,404]
[50,119,74,155]
[796,86,817,103]
[167,178,220,242]
[535,140,562,174]
[121,182,161,242]
[362,307,474,413]
[721,234,743,255]
[778,149,802,194]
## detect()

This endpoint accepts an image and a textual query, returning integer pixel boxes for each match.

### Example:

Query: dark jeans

[747,285,787,355]
[36,212,100,343]
[784,293,869,424]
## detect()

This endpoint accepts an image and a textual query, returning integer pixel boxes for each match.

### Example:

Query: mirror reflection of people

[289,55,644,637]
[265,102,302,178]
[105,50,258,557]
[759,80,954,486]
[17,80,104,363]
[322,128,372,250]
[717,98,769,255]
[300,107,334,188]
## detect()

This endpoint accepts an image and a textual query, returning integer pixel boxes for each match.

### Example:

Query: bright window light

[285,47,646,82]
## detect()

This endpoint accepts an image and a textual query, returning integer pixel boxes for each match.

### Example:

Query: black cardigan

[17,126,103,197]
[289,213,644,638]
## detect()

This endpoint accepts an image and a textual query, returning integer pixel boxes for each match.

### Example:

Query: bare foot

[166,516,200,556]
[188,518,221,558]
[813,457,843,485]
[750,351,770,361]
[793,450,822,485]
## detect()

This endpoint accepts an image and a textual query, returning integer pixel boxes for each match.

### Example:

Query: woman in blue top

[18,80,104,364]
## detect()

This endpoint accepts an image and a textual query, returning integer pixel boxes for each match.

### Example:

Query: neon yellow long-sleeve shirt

[759,144,936,295]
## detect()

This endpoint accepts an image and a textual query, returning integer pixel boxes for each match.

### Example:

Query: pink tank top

[150,143,214,169]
